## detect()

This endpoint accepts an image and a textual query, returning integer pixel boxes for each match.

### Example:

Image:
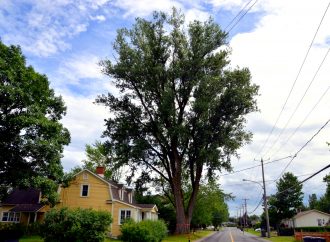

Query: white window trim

[80,184,90,197]
[1,211,20,222]
[118,209,132,225]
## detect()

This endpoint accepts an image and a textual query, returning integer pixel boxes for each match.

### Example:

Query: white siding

[295,211,330,227]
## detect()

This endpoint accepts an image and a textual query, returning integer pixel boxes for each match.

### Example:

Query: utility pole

[261,158,271,238]
[243,198,249,228]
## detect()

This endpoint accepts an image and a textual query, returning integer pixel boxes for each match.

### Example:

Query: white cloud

[58,54,104,83]
[0,0,110,56]
[90,15,106,22]
[221,0,330,215]
[111,0,184,17]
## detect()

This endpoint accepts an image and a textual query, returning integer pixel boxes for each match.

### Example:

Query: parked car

[255,228,261,232]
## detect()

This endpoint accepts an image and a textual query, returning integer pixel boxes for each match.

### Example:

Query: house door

[29,213,35,224]
[142,212,145,220]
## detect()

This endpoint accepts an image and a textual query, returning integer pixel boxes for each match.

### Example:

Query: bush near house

[41,207,112,242]
[295,226,330,232]
[120,220,167,242]
[0,223,24,241]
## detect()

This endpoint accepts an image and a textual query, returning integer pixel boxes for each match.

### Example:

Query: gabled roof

[2,188,40,205]
[294,209,330,219]
[74,169,157,210]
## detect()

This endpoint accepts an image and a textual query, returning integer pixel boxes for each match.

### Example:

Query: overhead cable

[258,1,330,156]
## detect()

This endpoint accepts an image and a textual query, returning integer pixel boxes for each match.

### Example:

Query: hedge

[41,207,112,242]
[120,220,167,242]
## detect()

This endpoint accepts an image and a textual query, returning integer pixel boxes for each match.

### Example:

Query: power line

[226,0,258,34]
[248,196,263,214]
[275,118,330,181]
[258,1,330,156]
[276,163,330,195]
[264,47,330,157]
[224,0,256,32]
[270,85,330,158]
[219,156,291,177]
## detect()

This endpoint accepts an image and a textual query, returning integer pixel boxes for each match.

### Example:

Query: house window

[317,219,322,226]
[83,173,88,180]
[2,212,20,222]
[120,210,131,224]
[81,184,89,197]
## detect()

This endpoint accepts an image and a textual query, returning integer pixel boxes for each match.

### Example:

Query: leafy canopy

[268,172,303,225]
[97,9,258,231]
[0,41,70,201]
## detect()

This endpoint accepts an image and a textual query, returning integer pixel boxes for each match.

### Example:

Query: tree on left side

[0,41,70,203]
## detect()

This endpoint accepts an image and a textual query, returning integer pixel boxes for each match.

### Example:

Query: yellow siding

[57,171,112,211]
[111,202,140,237]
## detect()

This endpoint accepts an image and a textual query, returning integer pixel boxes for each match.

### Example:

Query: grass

[19,230,214,242]
[163,230,214,242]
[245,228,296,242]
[19,235,43,242]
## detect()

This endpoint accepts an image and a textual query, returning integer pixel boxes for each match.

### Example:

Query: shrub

[41,207,112,242]
[120,220,167,242]
[295,226,330,232]
[0,223,24,241]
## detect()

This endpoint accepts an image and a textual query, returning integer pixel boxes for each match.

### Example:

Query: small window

[120,210,131,224]
[2,212,8,221]
[81,185,89,197]
[317,219,322,226]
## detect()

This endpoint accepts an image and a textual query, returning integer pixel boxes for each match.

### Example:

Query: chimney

[96,166,105,177]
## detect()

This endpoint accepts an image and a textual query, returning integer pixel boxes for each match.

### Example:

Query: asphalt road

[195,227,269,242]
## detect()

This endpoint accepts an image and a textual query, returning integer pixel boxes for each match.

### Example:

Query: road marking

[229,230,234,242]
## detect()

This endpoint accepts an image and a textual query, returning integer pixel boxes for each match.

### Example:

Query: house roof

[2,188,40,205]
[294,209,330,219]
[76,169,157,210]
[10,204,44,212]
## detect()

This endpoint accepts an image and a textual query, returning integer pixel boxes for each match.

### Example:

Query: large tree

[98,10,258,233]
[0,41,70,201]
[268,172,303,227]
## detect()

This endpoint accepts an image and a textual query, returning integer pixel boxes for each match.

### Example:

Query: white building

[283,210,330,228]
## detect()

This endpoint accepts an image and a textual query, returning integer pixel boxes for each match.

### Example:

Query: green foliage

[309,193,318,210]
[41,207,112,242]
[98,8,258,232]
[0,223,24,240]
[120,220,167,242]
[316,174,330,213]
[82,141,122,181]
[295,226,330,232]
[0,40,70,200]
[268,172,304,226]
[191,181,229,228]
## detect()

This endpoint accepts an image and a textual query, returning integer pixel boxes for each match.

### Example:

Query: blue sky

[1,0,330,217]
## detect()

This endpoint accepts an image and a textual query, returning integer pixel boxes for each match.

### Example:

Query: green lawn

[163,230,214,242]
[20,230,213,242]
[19,235,43,242]
[245,228,296,242]
[19,230,213,242]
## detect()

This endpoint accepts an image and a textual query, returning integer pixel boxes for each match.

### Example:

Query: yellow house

[0,188,50,225]
[57,167,158,237]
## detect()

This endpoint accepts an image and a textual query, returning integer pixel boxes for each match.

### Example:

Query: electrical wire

[274,118,330,181]
[264,47,330,157]
[219,156,291,177]
[224,0,256,32]
[226,0,258,34]
[258,1,330,156]
[248,196,263,214]
[270,85,330,158]
[276,163,330,195]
